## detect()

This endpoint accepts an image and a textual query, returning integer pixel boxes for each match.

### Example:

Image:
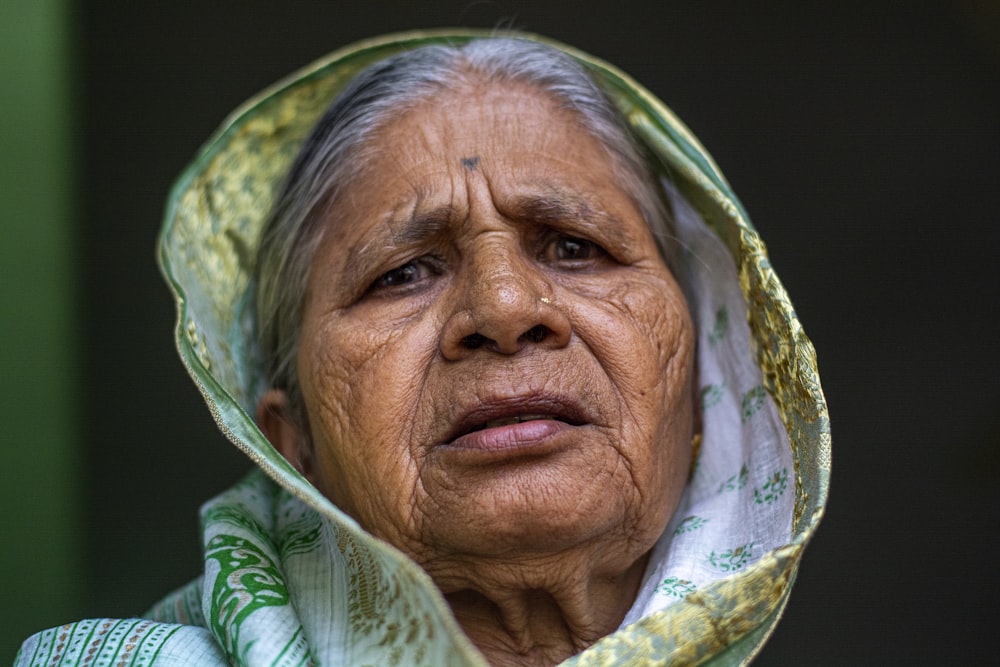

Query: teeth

[483,414,554,429]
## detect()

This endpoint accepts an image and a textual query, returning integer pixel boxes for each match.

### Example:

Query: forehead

[342,80,631,214]
[391,83,581,151]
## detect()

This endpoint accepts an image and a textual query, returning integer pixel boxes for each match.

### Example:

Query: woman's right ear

[256,389,314,479]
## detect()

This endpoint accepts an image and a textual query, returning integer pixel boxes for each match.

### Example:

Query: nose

[440,244,572,360]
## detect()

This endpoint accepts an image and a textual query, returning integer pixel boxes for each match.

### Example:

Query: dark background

[30,0,1000,663]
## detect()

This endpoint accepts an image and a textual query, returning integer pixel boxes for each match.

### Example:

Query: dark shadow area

[73,1,998,663]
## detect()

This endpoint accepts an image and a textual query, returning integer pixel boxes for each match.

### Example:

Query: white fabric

[622,183,794,627]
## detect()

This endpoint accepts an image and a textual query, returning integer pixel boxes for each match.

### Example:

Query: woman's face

[278,81,695,578]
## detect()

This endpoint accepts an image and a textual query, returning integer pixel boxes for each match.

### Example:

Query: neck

[441,551,648,667]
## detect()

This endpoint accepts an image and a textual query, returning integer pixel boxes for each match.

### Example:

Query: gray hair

[254,37,676,418]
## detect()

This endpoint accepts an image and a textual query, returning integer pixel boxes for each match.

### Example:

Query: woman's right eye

[369,258,437,293]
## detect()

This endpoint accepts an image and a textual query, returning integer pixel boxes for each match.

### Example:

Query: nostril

[461,333,488,349]
[455,325,552,355]
[520,325,549,344]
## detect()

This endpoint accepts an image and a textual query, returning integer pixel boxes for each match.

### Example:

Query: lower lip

[443,419,575,458]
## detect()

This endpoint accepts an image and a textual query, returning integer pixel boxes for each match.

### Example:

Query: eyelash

[544,234,607,264]
[367,256,442,295]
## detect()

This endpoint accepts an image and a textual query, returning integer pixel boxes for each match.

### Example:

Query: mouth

[470,413,578,431]
[441,395,590,451]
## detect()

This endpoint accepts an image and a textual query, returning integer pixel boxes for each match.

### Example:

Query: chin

[423,461,658,561]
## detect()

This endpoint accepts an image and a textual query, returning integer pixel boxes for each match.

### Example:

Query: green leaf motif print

[708,306,729,345]
[717,464,749,493]
[707,543,756,573]
[740,385,767,423]
[277,503,325,561]
[656,576,698,598]
[753,468,789,505]
[699,383,725,410]
[205,532,290,655]
[673,515,709,535]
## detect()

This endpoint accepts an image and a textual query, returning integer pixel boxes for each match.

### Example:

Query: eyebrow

[504,191,601,226]
[392,205,456,246]
[341,205,456,285]
[502,189,638,247]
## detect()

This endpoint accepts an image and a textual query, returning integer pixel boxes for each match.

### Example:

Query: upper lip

[440,392,592,445]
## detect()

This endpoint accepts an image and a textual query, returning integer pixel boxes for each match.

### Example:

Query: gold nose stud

[539,297,553,304]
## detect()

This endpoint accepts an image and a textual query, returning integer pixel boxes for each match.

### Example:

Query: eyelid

[538,229,612,264]
[365,255,443,297]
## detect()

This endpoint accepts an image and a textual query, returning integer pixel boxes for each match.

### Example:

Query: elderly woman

[16,32,829,667]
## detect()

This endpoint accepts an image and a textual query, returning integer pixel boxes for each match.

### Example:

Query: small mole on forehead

[460,156,480,170]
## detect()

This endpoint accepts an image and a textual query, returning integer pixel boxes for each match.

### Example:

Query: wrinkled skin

[258,80,696,666]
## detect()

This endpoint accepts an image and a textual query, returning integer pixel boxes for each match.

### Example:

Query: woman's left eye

[547,235,606,263]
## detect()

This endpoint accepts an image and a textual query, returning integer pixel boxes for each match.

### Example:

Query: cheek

[569,274,695,475]
[610,278,696,523]
[303,312,432,418]
[296,312,441,508]
[630,281,696,494]
[574,275,693,398]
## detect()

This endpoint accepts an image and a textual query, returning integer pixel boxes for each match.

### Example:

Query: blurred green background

[0,0,81,658]
[2,1,998,664]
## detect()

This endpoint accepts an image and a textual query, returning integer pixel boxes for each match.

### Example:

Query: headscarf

[16,30,829,667]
